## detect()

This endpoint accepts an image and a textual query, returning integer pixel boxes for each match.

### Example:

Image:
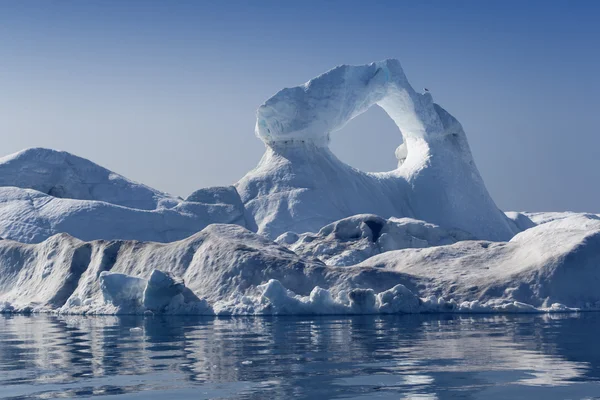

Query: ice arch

[255,59,442,168]
[238,60,517,241]
[329,105,406,172]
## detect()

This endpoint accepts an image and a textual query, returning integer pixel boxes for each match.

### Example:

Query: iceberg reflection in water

[1,313,600,399]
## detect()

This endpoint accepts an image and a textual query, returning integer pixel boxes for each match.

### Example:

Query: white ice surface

[0,215,596,315]
[357,213,600,309]
[0,149,247,243]
[237,59,517,241]
[0,60,598,316]
[276,214,474,266]
[0,148,171,210]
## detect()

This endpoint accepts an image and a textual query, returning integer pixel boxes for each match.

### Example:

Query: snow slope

[237,59,517,241]
[0,186,246,243]
[0,148,171,210]
[0,149,247,243]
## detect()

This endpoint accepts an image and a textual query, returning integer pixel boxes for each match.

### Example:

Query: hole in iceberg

[329,105,403,173]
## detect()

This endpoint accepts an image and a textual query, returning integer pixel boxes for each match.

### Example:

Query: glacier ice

[94,270,211,315]
[0,59,598,316]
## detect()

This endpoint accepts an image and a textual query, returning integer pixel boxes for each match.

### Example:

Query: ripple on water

[1,313,600,399]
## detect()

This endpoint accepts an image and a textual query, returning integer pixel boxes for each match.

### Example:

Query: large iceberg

[0,59,598,315]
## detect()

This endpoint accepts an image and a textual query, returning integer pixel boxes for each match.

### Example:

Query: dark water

[1,313,600,400]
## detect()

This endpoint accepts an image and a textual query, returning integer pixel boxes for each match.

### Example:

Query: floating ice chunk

[100,272,146,313]
[376,284,420,314]
[143,270,187,312]
[143,270,211,315]
[546,303,578,313]
[96,269,213,315]
[0,301,14,313]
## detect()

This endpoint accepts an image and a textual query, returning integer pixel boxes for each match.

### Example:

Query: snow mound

[523,211,600,225]
[276,214,474,266]
[0,148,171,210]
[0,148,248,243]
[504,211,536,232]
[237,59,517,241]
[0,186,246,243]
[0,216,596,315]
[505,211,600,228]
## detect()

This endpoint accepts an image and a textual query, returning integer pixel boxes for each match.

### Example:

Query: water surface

[1,313,600,399]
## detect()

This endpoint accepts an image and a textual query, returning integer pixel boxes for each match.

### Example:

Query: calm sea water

[1,313,600,400]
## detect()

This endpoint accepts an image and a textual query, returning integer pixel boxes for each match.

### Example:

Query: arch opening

[329,104,404,173]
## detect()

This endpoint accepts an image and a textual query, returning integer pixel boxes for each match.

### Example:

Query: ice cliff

[0,215,596,315]
[0,59,598,315]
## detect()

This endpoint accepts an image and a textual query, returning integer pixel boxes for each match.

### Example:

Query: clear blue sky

[1,0,599,212]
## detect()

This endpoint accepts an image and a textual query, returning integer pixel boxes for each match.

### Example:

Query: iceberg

[0,59,598,315]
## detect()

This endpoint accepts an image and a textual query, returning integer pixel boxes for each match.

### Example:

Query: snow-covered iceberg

[0,59,598,315]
